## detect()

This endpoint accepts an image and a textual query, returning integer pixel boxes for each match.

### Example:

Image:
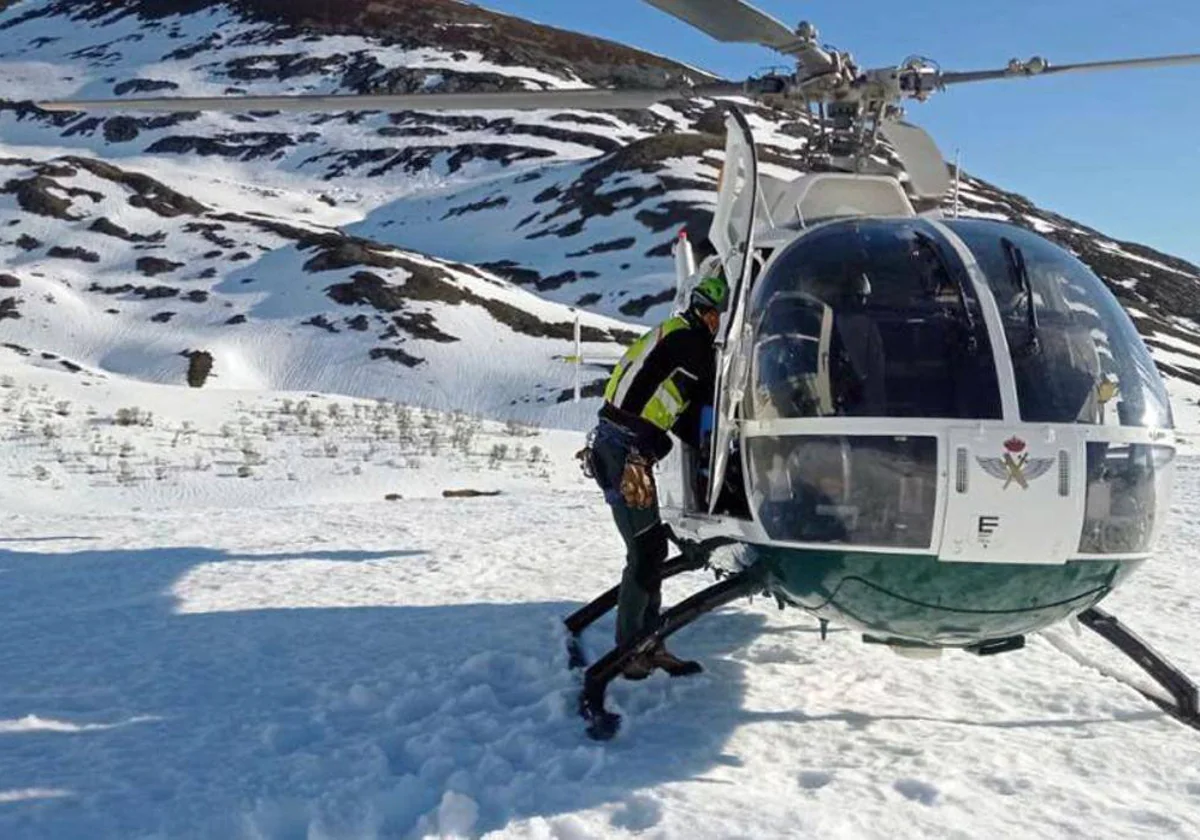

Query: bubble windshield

[948,220,1173,429]
[748,219,1003,421]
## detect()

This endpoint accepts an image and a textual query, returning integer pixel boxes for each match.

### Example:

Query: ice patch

[0,714,156,733]
[0,788,73,803]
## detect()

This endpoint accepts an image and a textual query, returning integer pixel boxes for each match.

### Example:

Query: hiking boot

[647,644,703,677]
[621,654,653,681]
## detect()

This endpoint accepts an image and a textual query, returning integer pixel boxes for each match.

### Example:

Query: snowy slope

[1,0,1198,436]
[2,353,1200,840]
[3,5,1200,838]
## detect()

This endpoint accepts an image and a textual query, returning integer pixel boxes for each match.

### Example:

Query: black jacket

[600,309,717,459]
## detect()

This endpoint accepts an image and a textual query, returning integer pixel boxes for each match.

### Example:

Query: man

[587,269,729,679]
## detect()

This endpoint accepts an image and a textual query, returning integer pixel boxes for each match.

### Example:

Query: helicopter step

[1076,607,1200,733]
[577,568,762,741]
[563,554,707,669]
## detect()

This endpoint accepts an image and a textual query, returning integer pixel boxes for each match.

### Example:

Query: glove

[620,453,656,509]
[574,446,595,480]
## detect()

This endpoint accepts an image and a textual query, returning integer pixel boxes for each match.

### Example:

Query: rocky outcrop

[183,349,214,387]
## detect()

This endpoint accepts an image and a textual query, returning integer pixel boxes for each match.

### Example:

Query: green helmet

[691,271,729,312]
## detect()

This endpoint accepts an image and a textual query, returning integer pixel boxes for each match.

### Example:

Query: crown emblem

[979,438,1054,490]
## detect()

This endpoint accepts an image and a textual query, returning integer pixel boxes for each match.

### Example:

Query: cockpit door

[708,107,760,513]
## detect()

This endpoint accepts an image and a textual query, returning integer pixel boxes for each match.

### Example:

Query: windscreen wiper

[1001,237,1041,356]
[913,230,978,353]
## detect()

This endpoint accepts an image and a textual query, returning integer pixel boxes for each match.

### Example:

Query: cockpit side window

[949,221,1173,429]
[748,220,1003,420]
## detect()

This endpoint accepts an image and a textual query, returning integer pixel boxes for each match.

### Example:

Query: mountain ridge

[1,0,1198,432]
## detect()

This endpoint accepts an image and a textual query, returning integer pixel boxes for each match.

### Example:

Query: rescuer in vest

[588,268,729,679]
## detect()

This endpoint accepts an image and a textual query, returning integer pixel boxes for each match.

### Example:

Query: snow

[1,4,1200,834]
[3,351,1200,840]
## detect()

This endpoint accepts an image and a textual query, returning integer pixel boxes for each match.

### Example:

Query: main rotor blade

[941,52,1200,86]
[643,0,803,54]
[37,84,744,114]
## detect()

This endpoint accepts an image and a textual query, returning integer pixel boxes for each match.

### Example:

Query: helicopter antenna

[953,150,963,219]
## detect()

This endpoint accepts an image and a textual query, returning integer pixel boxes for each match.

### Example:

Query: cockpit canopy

[747,218,1173,429]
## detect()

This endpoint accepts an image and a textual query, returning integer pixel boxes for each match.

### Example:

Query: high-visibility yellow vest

[603,315,694,432]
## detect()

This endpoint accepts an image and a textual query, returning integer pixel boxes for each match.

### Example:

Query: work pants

[591,425,669,646]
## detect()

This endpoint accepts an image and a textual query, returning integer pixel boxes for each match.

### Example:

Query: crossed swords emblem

[977,440,1056,490]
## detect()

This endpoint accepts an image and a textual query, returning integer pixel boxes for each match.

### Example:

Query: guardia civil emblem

[977,437,1056,490]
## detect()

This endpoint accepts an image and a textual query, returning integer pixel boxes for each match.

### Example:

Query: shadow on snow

[0,545,1163,838]
[0,544,764,838]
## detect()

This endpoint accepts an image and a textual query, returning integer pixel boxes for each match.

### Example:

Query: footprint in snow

[610,795,663,832]
[982,775,1030,797]
[798,770,834,790]
[893,778,939,806]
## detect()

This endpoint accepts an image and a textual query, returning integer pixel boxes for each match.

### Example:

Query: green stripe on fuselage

[746,545,1139,647]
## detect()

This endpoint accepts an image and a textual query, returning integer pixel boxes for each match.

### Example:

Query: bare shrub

[489,443,508,469]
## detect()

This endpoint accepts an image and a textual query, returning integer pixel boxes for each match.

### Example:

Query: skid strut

[578,569,761,741]
[1078,606,1200,731]
[563,554,705,669]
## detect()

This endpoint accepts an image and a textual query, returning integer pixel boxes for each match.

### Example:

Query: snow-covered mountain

[1,0,1199,433]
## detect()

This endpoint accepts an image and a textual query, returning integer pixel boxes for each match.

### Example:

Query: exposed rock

[0,274,19,288]
[328,270,425,311]
[619,289,675,318]
[479,261,542,286]
[66,156,207,217]
[222,0,713,91]
[2,175,79,219]
[15,234,41,251]
[304,241,405,273]
[147,132,296,161]
[113,78,181,96]
[185,222,236,248]
[635,201,714,236]
[103,116,141,143]
[370,346,424,367]
[442,489,502,498]
[47,245,100,263]
[303,314,338,333]
[225,314,247,325]
[443,195,509,219]
[392,311,458,343]
[0,297,20,320]
[151,311,175,323]
[135,256,185,276]
[184,290,209,303]
[556,378,608,403]
[182,350,214,388]
[90,217,165,243]
[89,283,180,300]
[536,271,582,291]
[568,237,636,257]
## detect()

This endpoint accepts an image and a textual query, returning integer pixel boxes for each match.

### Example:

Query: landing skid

[1077,606,1200,732]
[563,554,706,670]
[575,569,761,740]
[562,547,760,741]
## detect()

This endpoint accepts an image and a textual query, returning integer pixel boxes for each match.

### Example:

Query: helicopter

[37,0,1200,742]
